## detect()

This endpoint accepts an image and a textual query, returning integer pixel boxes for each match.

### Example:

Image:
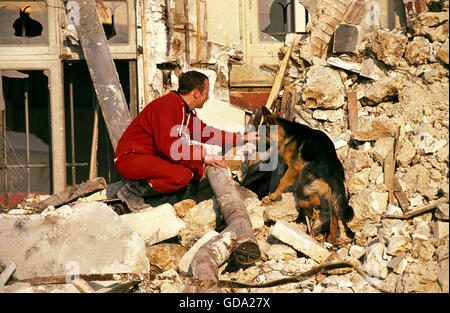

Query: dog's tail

[327,177,354,223]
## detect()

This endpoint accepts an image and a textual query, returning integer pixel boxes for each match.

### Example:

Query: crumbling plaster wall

[140,0,240,108]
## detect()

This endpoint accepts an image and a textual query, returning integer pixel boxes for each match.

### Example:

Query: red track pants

[115,153,204,194]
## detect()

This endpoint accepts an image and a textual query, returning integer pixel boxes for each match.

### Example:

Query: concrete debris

[0,201,150,281]
[120,203,186,245]
[271,220,331,263]
[263,193,299,223]
[302,64,346,109]
[1,0,449,294]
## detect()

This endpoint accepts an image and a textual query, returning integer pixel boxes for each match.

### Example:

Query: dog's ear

[261,106,272,117]
[261,106,277,125]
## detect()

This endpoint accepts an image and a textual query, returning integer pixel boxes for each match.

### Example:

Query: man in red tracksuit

[114,71,258,211]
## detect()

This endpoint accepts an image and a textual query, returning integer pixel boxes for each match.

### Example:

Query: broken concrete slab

[416,132,448,155]
[370,137,395,163]
[146,243,187,273]
[438,257,449,292]
[436,38,449,64]
[436,202,449,221]
[349,244,365,259]
[312,108,345,123]
[410,11,450,43]
[120,203,186,245]
[271,220,331,263]
[327,56,362,73]
[181,199,222,234]
[397,140,416,167]
[359,58,385,81]
[365,30,408,67]
[358,75,406,107]
[245,198,265,230]
[302,64,346,109]
[348,189,389,233]
[263,192,299,223]
[405,36,433,65]
[433,221,449,241]
[362,242,388,279]
[0,201,149,280]
[351,115,401,141]
[265,244,298,262]
[387,253,408,275]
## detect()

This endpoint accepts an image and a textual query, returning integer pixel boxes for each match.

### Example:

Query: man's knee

[149,166,193,193]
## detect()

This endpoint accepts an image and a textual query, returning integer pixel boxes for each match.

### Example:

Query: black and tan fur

[261,107,353,244]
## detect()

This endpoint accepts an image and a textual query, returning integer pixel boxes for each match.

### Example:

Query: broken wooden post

[34,177,107,210]
[0,261,16,290]
[264,44,294,111]
[72,278,95,293]
[280,84,296,121]
[184,231,237,293]
[347,90,359,131]
[205,166,260,264]
[184,166,261,292]
[68,0,132,150]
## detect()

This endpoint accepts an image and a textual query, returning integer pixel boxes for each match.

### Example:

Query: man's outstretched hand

[243,131,259,142]
[204,153,228,168]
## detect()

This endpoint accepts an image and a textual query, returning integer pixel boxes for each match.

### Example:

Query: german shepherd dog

[260,107,353,244]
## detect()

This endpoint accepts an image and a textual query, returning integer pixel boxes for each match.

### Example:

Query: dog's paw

[261,196,276,206]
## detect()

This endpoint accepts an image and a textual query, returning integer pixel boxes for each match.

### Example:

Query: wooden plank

[17,272,150,286]
[95,280,140,293]
[384,150,395,204]
[264,44,294,111]
[89,100,99,180]
[35,177,107,210]
[0,262,16,288]
[72,278,95,293]
[280,84,296,121]
[381,198,448,219]
[70,0,132,150]
[205,166,260,265]
[393,177,410,212]
[347,90,358,131]
[185,166,261,292]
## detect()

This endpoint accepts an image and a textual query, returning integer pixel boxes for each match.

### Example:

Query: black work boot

[178,180,199,201]
[117,180,160,212]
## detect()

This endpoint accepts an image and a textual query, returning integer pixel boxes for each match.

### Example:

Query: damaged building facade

[0,0,449,294]
[0,0,308,206]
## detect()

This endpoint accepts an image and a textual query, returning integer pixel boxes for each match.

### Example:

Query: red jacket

[114,91,242,168]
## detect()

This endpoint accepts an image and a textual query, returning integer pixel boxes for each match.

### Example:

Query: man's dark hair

[178,71,208,95]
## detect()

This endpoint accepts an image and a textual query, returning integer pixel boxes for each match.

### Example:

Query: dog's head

[261,106,282,144]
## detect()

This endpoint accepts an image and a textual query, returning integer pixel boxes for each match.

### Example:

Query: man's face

[194,79,210,109]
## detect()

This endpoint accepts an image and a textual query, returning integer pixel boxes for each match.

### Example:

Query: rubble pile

[0,0,448,293]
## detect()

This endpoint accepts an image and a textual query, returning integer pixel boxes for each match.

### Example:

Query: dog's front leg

[262,167,299,205]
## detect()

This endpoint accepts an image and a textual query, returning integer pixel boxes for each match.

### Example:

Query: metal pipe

[24,78,31,193]
[1,110,8,206]
[69,64,76,186]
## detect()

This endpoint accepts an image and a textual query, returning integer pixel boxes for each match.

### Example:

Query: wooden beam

[0,262,16,289]
[264,44,294,111]
[72,278,95,293]
[185,166,261,292]
[280,84,296,121]
[347,90,358,131]
[89,100,99,180]
[381,198,448,219]
[70,0,132,150]
[34,177,107,210]
[205,166,260,264]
